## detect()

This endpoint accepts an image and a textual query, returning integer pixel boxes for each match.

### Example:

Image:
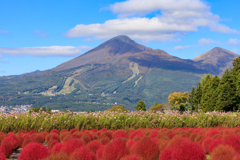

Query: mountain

[0,36,239,111]
[192,47,239,75]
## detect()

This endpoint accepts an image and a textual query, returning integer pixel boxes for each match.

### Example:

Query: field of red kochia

[1,127,240,160]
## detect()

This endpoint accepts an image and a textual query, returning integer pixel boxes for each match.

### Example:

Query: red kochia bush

[19,142,50,160]
[35,134,45,143]
[87,140,102,153]
[70,146,96,160]
[130,137,159,160]
[171,141,206,160]
[159,148,174,160]
[211,144,237,160]
[44,152,70,160]
[60,139,85,155]
[51,143,63,154]
[96,145,105,160]
[0,153,6,160]
[99,137,110,145]
[50,129,60,135]
[1,141,13,157]
[0,146,5,156]
[223,135,240,153]
[48,139,59,150]
[208,139,222,153]
[102,139,129,160]
[113,132,128,140]
[120,154,143,160]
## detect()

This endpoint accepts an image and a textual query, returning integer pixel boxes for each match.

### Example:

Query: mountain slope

[0,36,239,111]
[192,47,239,75]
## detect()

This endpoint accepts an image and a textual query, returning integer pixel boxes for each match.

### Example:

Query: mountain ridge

[0,35,239,111]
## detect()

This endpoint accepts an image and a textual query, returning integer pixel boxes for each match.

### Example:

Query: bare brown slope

[193,47,239,75]
[53,35,152,72]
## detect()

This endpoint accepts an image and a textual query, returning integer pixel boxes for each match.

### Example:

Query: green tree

[47,108,51,114]
[231,56,240,76]
[136,100,146,111]
[216,69,237,111]
[200,75,212,112]
[194,82,202,111]
[200,74,213,87]
[41,106,46,112]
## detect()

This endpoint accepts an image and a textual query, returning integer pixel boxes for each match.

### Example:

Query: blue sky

[0,0,239,76]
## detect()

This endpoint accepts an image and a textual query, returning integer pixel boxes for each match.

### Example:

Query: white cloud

[66,0,239,42]
[228,38,240,46]
[198,38,221,46]
[0,46,92,57]
[0,30,9,34]
[33,30,48,38]
[171,45,192,51]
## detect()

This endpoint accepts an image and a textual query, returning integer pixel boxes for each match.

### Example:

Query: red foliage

[96,145,105,160]
[70,146,96,160]
[126,140,135,150]
[120,154,143,160]
[129,131,144,140]
[99,131,113,140]
[87,140,102,153]
[0,153,6,160]
[222,134,240,153]
[51,143,63,154]
[1,135,20,150]
[201,137,213,154]
[113,132,128,140]
[130,137,159,160]
[166,136,188,149]
[102,139,129,160]
[99,137,110,145]
[211,144,237,160]
[206,129,221,137]
[171,140,206,160]
[80,134,92,144]
[50,129,60,135]
[60,132,71,142]
[35,134,45,143]
[29,130,37,134]
[0,146,5,157]
[1,141,13,157]
[48,139,59,150]
[149,131,159,138]
[22,137,33,149]
[209,139,222,153]
[69,129,78,135]
[60,139,85,155]
[45,152,70,160]
[159,148,174,160]
[19,142,50,160]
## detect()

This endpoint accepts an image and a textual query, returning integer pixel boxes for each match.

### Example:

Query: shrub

[130,137,159,160]
[1,141,13,157]
[148,104,166,112]
[99,131,113,140]
[48,139,59,150]
[102,139,129,160]
[87,140,102,153]
[149,131,159,138]
[50,129,60,135]
[0,153,6,160]
[222,135,240,153]
[107,105,128,112]
[19,142,50,160]
[99,137,110,145]
[60,139,85,155]
[96,145,105,160]
[44,152,70,160]
[35,134,45,143]
[120,154,143,160]
[211,144,237,160]
[51,143,63,154]
[171,141,206,160]
[70,129,78,135]
[208,139,222,153]
[80,134,92,144]
[159,148,174,160]
[113,132,128,140]
[22,138,32,149]
[70,146,96,160]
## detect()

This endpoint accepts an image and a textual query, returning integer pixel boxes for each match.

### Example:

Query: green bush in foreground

[1,110,240,133]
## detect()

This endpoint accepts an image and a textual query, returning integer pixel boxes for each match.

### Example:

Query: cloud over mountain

[66,0,238,42]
